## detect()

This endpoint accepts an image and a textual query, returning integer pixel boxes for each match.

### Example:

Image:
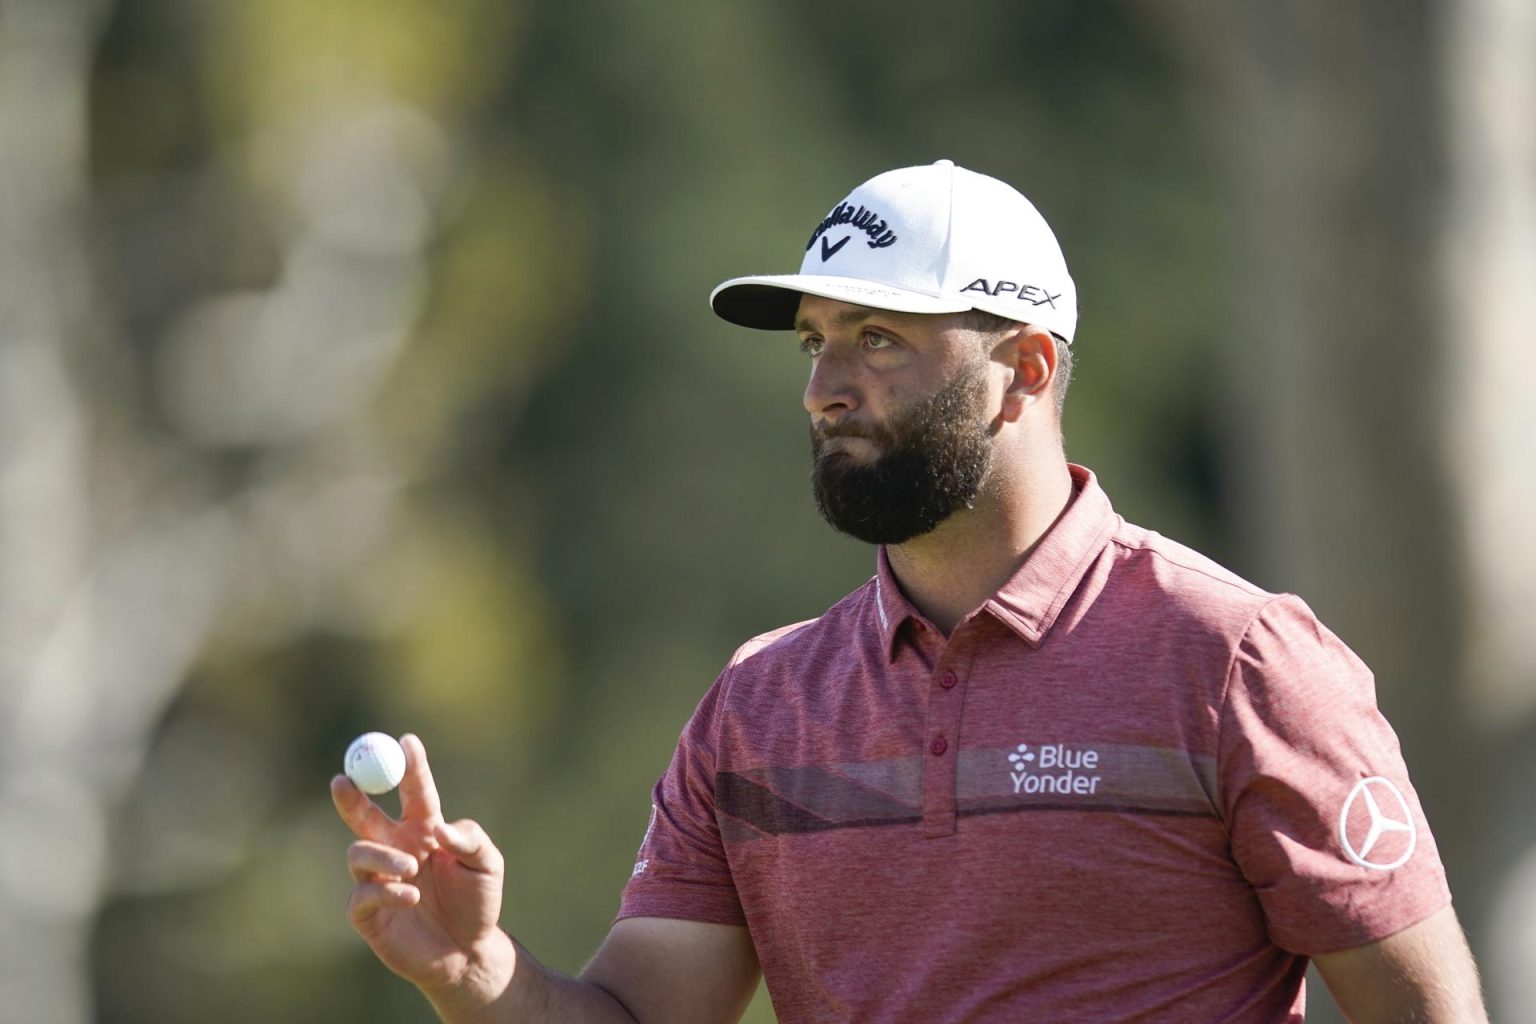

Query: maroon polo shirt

[619,465,1450,1023]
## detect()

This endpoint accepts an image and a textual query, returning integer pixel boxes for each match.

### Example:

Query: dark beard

[810,361,994,545]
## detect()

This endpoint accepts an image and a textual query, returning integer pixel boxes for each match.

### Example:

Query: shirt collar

[871,464,1119,660]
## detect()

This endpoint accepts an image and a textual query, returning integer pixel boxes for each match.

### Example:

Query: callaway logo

[805,202,899,259]
[820,235,850,261]
[961,278,1061,308]
[1338,776,1417,871]
[1007,742,1103,796]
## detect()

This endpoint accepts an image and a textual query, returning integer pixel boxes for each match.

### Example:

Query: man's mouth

[817,435,881,461]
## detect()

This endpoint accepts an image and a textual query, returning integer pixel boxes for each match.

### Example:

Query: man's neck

[885,460,1075,635]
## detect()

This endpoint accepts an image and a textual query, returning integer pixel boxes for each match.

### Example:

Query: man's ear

[997,324,1059,422]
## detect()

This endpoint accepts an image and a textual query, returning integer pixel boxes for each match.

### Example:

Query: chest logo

[1338,776,1416,871]
[1007,742,1103,796]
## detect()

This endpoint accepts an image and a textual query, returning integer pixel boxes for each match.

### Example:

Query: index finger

[397,733,443,823]
[331,774,399,843]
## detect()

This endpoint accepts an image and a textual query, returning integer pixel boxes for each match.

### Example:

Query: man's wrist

[422,929,521,1024]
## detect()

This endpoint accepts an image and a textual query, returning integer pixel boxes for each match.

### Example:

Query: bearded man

[333,161,1485,1023]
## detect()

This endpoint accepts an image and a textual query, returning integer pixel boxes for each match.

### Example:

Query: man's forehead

[793,297,925,334]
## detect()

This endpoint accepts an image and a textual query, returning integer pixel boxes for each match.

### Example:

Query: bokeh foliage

[8,1,1502,1021]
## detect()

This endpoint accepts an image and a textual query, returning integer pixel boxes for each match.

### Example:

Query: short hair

[957,309,1074,417]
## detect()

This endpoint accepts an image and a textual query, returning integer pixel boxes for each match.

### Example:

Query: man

[333,160,1486,1022]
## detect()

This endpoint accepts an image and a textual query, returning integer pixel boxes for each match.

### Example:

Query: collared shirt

[619,465,1450,1023]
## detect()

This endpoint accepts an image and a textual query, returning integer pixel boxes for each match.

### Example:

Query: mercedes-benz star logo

[1338,776,1417,871]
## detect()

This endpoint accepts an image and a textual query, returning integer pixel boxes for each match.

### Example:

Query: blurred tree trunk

[1443,1,1536,1018]
[1149,0,1533,1019]
[1,0,440,1012]
[0,2,227,1020]
[1,3,116,1020]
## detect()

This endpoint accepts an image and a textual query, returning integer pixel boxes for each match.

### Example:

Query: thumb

[434,819,504,876]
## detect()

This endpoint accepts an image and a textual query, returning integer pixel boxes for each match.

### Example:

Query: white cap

[710,159,1077,341]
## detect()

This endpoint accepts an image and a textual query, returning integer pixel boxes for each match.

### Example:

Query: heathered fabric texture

[619,465,1450,1023]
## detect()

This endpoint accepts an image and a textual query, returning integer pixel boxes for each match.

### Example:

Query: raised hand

[332,734,513,998]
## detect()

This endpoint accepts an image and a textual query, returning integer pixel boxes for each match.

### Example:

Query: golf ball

[344,732,406,795]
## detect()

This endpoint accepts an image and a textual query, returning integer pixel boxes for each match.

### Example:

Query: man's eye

[799,337,823,357]
[863,330,893,350]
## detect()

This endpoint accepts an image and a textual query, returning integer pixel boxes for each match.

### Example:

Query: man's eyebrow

[793,308,884,334]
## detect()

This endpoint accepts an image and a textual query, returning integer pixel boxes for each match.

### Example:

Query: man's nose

[802,348,861,422]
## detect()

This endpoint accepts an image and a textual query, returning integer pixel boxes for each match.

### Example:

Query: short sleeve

[1218,595,1451,955]
[616,666,746,926]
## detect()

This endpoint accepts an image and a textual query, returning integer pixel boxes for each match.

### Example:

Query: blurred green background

[2,1,1532,1022]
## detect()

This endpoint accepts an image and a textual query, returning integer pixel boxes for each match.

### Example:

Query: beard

[810,360,994,545]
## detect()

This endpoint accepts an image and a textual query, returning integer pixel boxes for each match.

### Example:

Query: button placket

[921,639,974,838]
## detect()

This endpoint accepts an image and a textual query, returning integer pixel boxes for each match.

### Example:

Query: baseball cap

[710,159,1077,342]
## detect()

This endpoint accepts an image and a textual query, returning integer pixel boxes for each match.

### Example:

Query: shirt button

[940,670,958,689]
[930,735,948,756]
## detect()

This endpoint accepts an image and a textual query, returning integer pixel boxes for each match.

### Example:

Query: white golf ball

[344,732,406,795]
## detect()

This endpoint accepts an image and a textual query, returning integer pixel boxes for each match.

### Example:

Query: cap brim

[709,274,972,331]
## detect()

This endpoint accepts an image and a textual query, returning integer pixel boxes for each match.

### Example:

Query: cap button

[933,158,954,169]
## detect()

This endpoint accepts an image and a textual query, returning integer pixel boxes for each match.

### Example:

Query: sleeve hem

[1272,887,1453,957]
[616,892,747,928]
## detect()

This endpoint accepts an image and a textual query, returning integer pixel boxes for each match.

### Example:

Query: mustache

[810,420,893,445]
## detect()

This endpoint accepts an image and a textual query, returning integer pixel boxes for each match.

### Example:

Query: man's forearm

[424,930,639,1024]
[1314,906,1487,1024]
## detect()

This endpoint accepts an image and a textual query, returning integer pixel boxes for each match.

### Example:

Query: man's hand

[333,735,758,1024]
[332,734,514,1006]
